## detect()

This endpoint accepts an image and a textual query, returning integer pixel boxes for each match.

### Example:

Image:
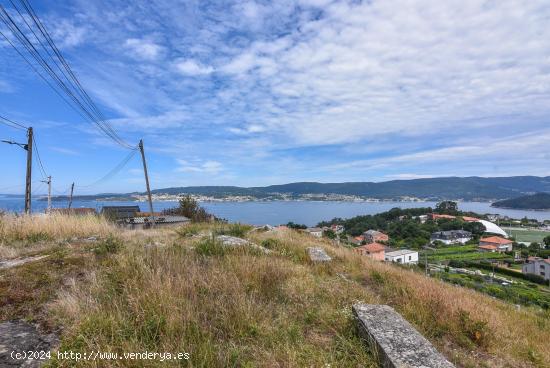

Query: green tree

[435,201,458,214]
[544,235,550,247]
[323,229,336,239]
[164,195,213,222]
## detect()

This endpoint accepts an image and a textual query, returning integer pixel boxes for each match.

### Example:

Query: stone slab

[353,304,454,368]
[0,321,58,367]
[215,235,270,253]
[307,247,332,262]
[0,255,49,270]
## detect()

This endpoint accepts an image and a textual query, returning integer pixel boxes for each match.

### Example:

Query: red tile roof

[356,242,386,253]
[462,216,479,222]
[430,214,456,220]
[480,236,512,245]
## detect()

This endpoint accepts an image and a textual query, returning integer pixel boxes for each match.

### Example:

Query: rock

[352,304,455,368]
[215,235,270,253]
[0,255,50,270]
[0,320,58,367]
[307,247,332,262]
[85,236,98,242]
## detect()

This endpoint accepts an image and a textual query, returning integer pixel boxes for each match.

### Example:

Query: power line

[0,114,27,130]
[0,2,136,150]
[32,135,47,178]
[76,147,139,188]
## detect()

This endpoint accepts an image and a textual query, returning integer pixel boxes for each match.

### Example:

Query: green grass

[423,245,510,262]
[503,228,550,243]
[440,272,550,309]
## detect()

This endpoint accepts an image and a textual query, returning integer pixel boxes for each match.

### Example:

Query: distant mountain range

[492,192,550,210]
[44,176,550,202]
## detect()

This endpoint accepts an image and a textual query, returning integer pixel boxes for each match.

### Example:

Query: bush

[194,238,227,257]
[213,223,252,238]
[94,236,123,256]
[163,195,214,222]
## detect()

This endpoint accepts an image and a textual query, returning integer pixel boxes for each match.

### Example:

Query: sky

[1,0,550,194]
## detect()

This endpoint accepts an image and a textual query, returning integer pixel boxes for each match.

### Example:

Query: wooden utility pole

[138,139,155,227]
[24,127,33,214]
[68,182,74,209]
[42,175,51,213]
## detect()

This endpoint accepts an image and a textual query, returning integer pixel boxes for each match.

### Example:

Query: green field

[423,245,511,262]
[502,228,550,243]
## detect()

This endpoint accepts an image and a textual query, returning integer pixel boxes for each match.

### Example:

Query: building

[430,230,472,245]
[478,236,513,253]
[305,227,323,238]
[354,242,385,261]
[385,249,418,264]
[429,214,456,221]
[363,230,389,243]
[522,257,550,281]
[101,205,140,220]
[330,224,344,234]
[122,215,190,229]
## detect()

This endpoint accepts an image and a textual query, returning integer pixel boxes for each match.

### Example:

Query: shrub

[194,238,227,257]
[213,223,252,238]
[94,236,123,256]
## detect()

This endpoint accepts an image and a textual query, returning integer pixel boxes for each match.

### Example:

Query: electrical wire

[0,2,136,150]
[0,114,28,130]
[76,147,139,188]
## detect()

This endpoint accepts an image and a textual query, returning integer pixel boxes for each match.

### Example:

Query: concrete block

[307,247,332,262]
[353,304,454,368]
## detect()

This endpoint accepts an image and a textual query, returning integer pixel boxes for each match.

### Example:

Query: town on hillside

[296,201,550,309]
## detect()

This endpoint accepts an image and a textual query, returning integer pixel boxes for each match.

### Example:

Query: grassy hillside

[1,215,549,367]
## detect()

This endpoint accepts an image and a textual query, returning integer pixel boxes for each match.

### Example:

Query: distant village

[298,212,550,284]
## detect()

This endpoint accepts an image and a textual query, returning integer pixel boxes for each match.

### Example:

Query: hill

[150,176,550,200]
[492,192,550,210]
[1,215,549,367]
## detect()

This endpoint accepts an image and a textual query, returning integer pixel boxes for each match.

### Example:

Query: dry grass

[0,213,115,257]
[2,222,549,367]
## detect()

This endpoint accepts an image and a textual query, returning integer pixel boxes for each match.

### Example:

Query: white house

[522,257,550,281]
[385,249,419,264]
[430,230,472,245]
[305,227,323,238]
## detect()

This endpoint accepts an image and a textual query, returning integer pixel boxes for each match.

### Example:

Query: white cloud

[176,159,224,174]
[50,147,79,156]
[174,59,214,76]
[124,38,164,60]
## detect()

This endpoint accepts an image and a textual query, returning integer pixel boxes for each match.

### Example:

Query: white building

[385,249,419,264]
[522,257,550,281]
[305,227,323,238]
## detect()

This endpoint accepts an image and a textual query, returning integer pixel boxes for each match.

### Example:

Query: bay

[2,196,550,226]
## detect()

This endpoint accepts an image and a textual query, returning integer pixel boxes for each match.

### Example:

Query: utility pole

[2,127,33,214]
[25,127,33,214]
[42,175,51,213]
[68,182,74,209]
[138,139,155,227]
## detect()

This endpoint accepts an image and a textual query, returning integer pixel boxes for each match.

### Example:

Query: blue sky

[1,0,550,194]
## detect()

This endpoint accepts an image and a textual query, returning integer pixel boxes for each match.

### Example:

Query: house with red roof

[429,213,456,220]
[354,242,385,261]
[363,230,389,243]
[478,236,513,253]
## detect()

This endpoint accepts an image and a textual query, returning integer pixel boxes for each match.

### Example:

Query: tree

[435,201,458,215]
[323,229,336,239]
[544,235,550,247]
[286,222,307,230]
[163,195,213,222]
